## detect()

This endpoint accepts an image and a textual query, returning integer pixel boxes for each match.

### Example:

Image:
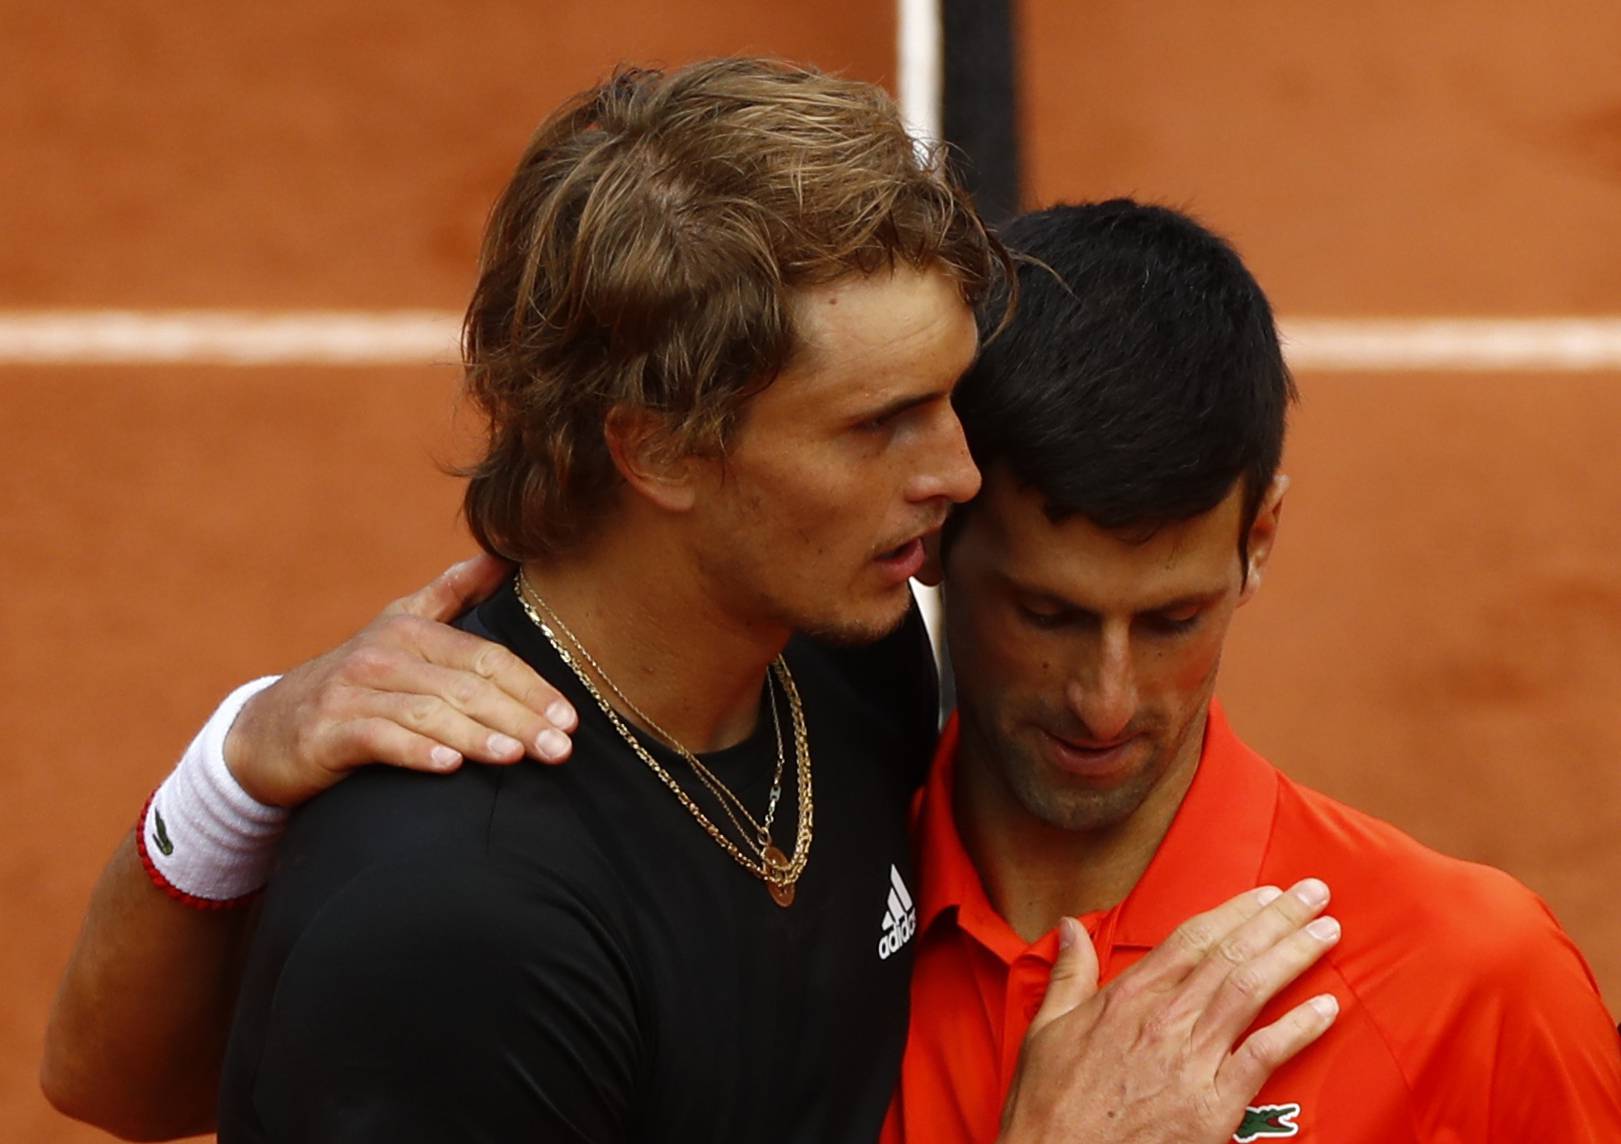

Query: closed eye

[850,392,939,435]
[1142,610,1202,635]
[856,409,903,433]
[1016,601,1080,631]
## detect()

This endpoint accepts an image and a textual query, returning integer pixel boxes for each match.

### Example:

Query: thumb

[1027,917,1099,1037]
[387,553,514,622]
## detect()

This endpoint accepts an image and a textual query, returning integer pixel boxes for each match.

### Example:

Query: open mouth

[873,536,927,582]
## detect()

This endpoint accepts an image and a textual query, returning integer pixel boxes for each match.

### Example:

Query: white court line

[1282,318,1621,372]
[0,310,463,366]
[4,311,1621,371]
[896,0,943,145]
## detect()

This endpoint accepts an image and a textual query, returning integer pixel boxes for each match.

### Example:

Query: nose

[907,403,982,506]
[1066,627,1138,743]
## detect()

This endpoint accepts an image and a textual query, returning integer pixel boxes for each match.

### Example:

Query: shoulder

[262,745,643,984]
[280,747,607,875]
[1269,776,1561,957]
[281,851,638,996]
[1263,774,1621,1131]
[1267,774,1615,1056]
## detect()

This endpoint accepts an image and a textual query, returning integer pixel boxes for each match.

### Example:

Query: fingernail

[536,729,570,762]
[430,746,461,770]
[1058,917,1079,950]
[546,700,578,731]
[1255,885,1283,906]
[487,733,522,757]
[1310,993,1340,1020]
[1307,916,1341,942]
[1293,878,1330,909]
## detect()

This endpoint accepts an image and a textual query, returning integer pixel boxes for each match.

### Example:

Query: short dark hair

[949,199,1296,569]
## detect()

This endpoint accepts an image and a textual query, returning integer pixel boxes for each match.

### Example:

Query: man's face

[691,264,982,644]
[943,466,1282,834]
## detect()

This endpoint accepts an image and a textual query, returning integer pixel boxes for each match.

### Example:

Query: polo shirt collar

[1107,701,1279,947]
[915,700,1280,956]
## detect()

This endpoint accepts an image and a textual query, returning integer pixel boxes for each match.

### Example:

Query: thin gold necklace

[528,582,790,851]
[514,571,813,907]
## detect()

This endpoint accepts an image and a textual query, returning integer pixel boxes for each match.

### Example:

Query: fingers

[338,718,480,777]
[1178,878,1331,1007]
[385,554,513,623]
[1189,901,1339,1054]
[1217,992,1339,1104]
[1000,883,1342,1144]
[360,667,570,765]
[1127,884,1284,989]
[360,614,578,761]
[407,661,573,762]
[1027,918,1100,1037]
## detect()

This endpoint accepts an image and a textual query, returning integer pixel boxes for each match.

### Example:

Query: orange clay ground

[4,3,1619,1138]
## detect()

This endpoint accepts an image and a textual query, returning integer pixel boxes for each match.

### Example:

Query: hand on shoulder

[998,881,1342,1144]
[223,553,579,807]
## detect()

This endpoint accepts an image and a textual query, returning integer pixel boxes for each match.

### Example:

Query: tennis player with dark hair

[44,65,1337,1143]
[891,200,1621,1141]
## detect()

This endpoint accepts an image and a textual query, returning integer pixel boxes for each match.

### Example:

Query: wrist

[137,677,288,908]
[222,678,281,806]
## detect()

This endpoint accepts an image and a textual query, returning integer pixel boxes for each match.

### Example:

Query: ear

[602,404,700,514]
[1238,473,1289,605]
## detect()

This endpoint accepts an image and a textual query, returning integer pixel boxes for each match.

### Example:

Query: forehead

[953,468,1244,605]
[769,264,978,408]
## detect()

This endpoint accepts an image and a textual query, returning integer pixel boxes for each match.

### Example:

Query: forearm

[42,832,256,1140]
[41,557,574,1138]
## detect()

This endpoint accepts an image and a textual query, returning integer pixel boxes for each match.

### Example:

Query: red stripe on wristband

[135,788,262,911]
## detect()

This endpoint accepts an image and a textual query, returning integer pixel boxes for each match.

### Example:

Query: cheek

[1143,628,1227,709]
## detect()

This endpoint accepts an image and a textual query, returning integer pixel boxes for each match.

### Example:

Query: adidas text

[878,864,918,960]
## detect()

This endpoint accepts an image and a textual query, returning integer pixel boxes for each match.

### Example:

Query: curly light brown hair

[460,57,1010,559]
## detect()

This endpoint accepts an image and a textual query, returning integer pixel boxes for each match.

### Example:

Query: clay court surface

[5,3,1621,1138]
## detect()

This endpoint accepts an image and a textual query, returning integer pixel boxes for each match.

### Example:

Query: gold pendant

[763,844,795,908]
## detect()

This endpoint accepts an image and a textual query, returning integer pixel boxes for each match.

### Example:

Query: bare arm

[42,837,255,1140]
[41,554,577,1139]
[999,879,1342,1144]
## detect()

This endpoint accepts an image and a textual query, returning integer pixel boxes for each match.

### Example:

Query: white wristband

[139,675,288,907]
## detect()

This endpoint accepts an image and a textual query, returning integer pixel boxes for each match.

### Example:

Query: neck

[520,524,789,754]
[951,709,1207,943]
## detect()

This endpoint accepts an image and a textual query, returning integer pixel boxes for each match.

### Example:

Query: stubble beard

[995,699,1211,835]
[957,691,1173,835]
[790,584,916,647]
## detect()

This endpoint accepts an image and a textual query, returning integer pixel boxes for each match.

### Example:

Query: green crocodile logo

[152,809,174,857]
[1234,1103,1301,1141]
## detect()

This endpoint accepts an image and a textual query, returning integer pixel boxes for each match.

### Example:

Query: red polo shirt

[884,702,1621,1142]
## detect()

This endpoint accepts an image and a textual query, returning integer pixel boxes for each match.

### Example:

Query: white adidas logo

[877,864,918,960]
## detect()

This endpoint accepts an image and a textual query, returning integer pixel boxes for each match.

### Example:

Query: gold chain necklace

[523,579,789,851]
[514,572,813,907]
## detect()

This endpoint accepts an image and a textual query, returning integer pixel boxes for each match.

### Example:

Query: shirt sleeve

[1476,897,1621,1141]
[1390,881,1621,1141]
[247,858,643,1143]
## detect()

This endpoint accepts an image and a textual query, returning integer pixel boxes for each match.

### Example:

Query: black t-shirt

[218,581,938,1143]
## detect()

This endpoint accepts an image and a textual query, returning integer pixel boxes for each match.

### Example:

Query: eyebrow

[847,354,979,424]
[1002,575,1224,615]
[851,389,942,425]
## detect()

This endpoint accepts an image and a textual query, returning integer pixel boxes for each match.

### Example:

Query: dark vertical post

[940,0,1023,227]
